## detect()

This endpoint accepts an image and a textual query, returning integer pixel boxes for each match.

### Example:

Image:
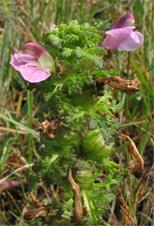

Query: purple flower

[102,12,144,51]
[10,42,54,83]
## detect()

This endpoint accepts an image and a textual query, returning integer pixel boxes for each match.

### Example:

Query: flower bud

[73,160,93,189]
[81,129,113,161]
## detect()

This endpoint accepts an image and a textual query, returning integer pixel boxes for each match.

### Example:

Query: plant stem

[27,90,33,164]
[127,51,131,77]
[125,51,131,120]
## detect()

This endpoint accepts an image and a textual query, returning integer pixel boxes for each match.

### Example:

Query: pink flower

[10,42,54,83]
[49,23,56,30]
[102,12,144,51]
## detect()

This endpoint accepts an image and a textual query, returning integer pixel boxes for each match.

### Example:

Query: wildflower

[102,12,144,51]
[49,23,56,30]
[10,42,54,83]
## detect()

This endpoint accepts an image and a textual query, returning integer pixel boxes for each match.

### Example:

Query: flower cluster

[10,12,143,83]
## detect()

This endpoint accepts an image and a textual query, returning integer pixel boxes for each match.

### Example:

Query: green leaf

[61,48,73,58]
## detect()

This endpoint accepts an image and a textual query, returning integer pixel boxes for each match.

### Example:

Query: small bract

[10,42,54,83]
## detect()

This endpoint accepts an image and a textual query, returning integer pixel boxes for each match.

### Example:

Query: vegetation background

[0,0,153,225]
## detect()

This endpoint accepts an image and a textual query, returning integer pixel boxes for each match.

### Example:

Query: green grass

[0,0,153,225]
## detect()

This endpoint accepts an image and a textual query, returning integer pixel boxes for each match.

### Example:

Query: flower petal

[22,42,54,71]
[102,27,133,50]
[19,64,51,83]
[38,54,54,72]
[10,53,37,70]
[113,12,135,29]
[118,31,144,51]
[22,42,48,58]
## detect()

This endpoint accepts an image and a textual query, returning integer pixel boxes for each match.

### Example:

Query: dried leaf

[28,192,42,208]
[41,119,60,138]
[68,168,86,224]
[117,190,137,226]
[96,76,140,93]
[120,134,144,178]
[23,206,49,220]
